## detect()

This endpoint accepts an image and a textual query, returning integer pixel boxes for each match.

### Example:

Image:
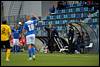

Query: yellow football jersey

[1,24,11,41]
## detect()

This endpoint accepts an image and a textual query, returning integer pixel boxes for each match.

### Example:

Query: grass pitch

[1,52,99,66]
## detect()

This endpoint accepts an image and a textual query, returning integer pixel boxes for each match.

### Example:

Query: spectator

[49,5,55,14]
[93,1,99,12]
[56,1,65,10]
[63,1,68,9]
[87,0,93,11]
[82,1,87,7]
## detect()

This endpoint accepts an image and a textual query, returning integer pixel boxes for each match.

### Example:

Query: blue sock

[16,45,18,52]
[28,48,32,57]
[15,45,17,52]
[31,47,35,56]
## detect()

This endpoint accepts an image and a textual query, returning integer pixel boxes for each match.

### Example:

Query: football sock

[28,48,32,57]
[31,47,35,55]
[6,49,11,61]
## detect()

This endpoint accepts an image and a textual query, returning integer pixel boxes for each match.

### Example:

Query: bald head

[26,16,30,21]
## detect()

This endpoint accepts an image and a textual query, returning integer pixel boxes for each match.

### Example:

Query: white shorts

[13,39,19,45]
[26,34,35,45]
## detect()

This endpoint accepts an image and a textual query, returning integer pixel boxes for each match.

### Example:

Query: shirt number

[28,24,34,31]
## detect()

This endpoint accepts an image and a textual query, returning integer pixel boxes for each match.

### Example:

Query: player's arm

[44,27,50,32]
[8,26,13,42]
[32,14,39,20]
[22,23,27,35]
[22,28,26,35]
[54,28,59,37]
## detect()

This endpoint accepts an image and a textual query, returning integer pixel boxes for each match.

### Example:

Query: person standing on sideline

[67,23,74,54]
[1,20,12,62]
[45,24,59,53]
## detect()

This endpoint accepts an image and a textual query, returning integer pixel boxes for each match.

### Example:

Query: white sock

[33,55,35,58]
[29,57,32,60]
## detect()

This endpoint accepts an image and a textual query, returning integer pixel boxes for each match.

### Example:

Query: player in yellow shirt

[1,20,12,62]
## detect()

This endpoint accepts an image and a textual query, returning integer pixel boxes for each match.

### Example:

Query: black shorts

[1,40,11,49]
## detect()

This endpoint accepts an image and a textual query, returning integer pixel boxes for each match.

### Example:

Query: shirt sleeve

[23,23,27,30]
[34,20,38,26]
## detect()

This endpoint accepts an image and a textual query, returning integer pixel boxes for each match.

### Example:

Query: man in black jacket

[67,23,74,54]
[45,24,59,53]
[75,33,81,53]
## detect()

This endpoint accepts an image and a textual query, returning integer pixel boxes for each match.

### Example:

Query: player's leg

[14,39,17,52]
[1,41,4,51]
[26,35,33,60]
[28,45,32,60]
[30,34,36,60]
[5,40,11,61]
[16,39,20,52]
[31,45,36,60]
[13,39,16,52]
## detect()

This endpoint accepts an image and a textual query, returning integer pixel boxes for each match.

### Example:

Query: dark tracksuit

[51,28,59,51]
[45,27,59,53]
[80,34,85,53]
[68,27,74,53]
[75,35,81,52]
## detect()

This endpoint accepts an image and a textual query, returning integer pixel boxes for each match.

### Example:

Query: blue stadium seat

[80,7,84,12]
[76,8,80,12]
[72,8,76,12]
[60,14,64,19]
[84,7,88,11]
[58,10,62,14]
[62,9,65,13]
[46,16,50,20]
[65,9,68,13]
[68,14,71,18]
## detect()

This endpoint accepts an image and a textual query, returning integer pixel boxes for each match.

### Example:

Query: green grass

[1,52,99,66]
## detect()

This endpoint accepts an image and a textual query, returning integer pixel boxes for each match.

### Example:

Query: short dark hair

[2,20,7,24]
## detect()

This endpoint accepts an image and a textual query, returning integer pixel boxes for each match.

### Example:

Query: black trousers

[68,35,75,53]
[47,38,54,53]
